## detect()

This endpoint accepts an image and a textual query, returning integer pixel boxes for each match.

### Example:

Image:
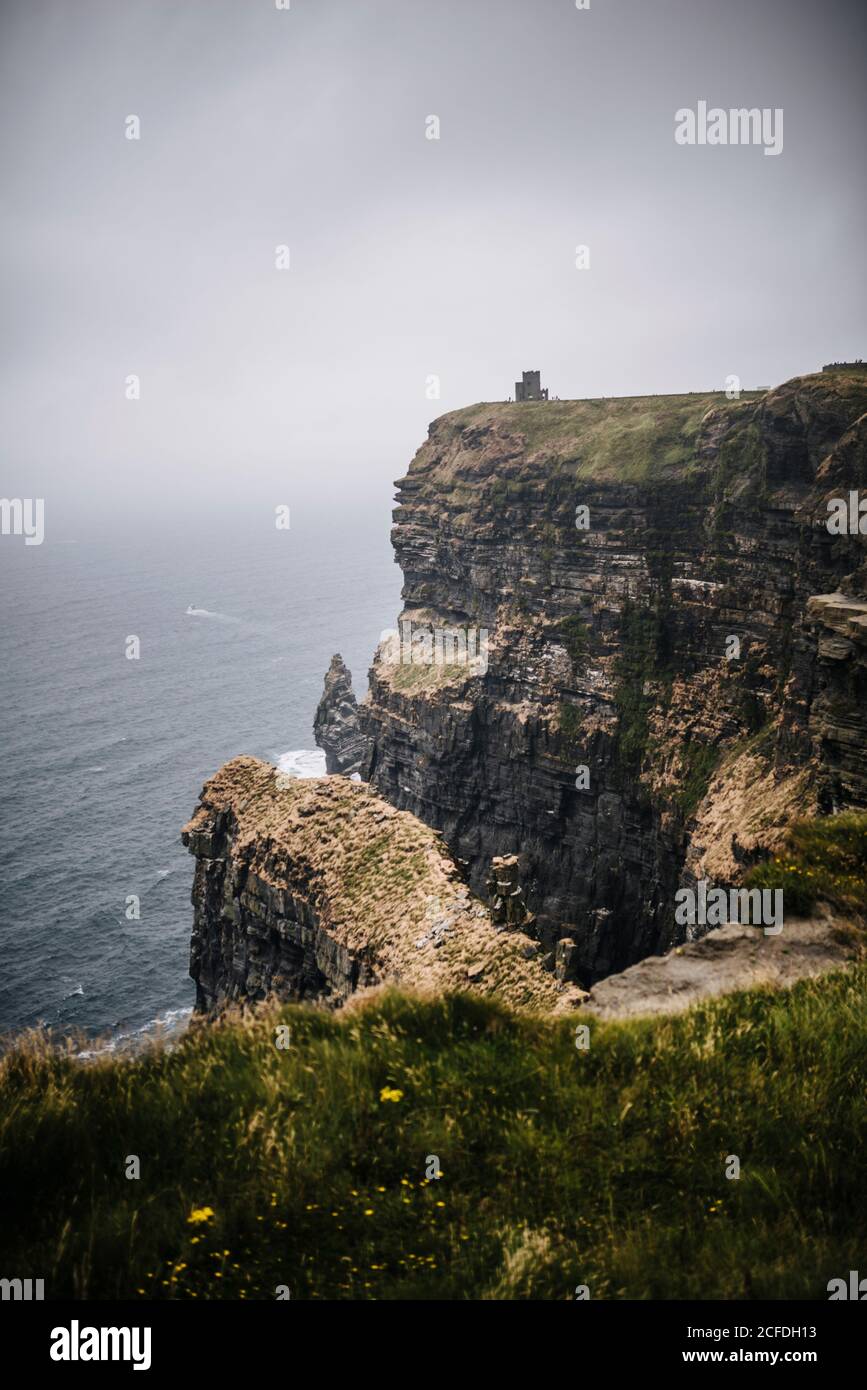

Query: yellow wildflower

[187,1206,215,1225]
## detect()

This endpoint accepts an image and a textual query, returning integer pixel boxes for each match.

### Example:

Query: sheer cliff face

[360,370,867,982]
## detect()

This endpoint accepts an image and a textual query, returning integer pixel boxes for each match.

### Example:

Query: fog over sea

[0,510,399,1047]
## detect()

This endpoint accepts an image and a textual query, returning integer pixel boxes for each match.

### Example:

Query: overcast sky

[1,0,865,528]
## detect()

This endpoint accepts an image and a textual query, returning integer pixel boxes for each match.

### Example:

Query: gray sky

[1,0,865,528]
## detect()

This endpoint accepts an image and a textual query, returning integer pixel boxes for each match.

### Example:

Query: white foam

[185,606,244,623]
[275,748,326,779]
[76,1006,193,1061]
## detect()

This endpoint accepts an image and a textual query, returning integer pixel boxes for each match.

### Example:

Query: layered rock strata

[357,369,867,981]
[183,756,587,1015]
[313,654,369,776]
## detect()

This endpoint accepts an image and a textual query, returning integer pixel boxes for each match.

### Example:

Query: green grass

[558,701,584,752]
[387,662,468,692]
[612,600,673,778]
[746,811,867,920]
[713,420,768,503]
[560,615,589,670]
[1,968,865,1301]
[444,392,764,484]
[427,394,766,497]
[671,741,721,818]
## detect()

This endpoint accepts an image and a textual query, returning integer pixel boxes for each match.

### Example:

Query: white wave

[64,983,85,998]
[276,748,326,779]
[76,1006,193,1061]
[186,606,276,638]
[128,1006,192,1044]
[139,867,174,896]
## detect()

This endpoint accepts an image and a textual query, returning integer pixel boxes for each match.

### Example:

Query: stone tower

[514,369,548,401]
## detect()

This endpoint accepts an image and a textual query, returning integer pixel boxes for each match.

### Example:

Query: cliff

[182,756,587,1014]
[187,367,866,1015]
[358,368,867,981]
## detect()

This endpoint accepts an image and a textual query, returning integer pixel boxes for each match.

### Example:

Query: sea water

[0,510,398,1046]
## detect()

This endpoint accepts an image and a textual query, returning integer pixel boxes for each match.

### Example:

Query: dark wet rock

[313,653,369,776]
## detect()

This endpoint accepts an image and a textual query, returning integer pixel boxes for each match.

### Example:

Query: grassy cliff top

[432,390,758,483]
[183,757,584,1012]
[398,368,867,490]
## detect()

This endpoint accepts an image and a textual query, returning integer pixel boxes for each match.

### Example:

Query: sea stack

[313,653,369,776]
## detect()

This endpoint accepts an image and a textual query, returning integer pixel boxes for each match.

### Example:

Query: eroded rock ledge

[582,911,859,1020]
[182,756,586,1015]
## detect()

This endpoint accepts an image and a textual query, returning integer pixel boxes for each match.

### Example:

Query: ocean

[0,510,400,1047]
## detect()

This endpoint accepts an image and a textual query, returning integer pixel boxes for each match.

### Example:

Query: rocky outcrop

[182,756,587,1015]
[355,368,867,984]
[313,654,368,776]
[582,909,860,1020]
[487,855,535,930]
[802,593,867,808]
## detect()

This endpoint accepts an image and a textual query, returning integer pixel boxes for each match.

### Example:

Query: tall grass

[746,811,867,919]
[1,967,865,1300]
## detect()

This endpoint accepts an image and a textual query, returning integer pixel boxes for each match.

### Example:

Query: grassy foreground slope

[2,967,865,1302]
